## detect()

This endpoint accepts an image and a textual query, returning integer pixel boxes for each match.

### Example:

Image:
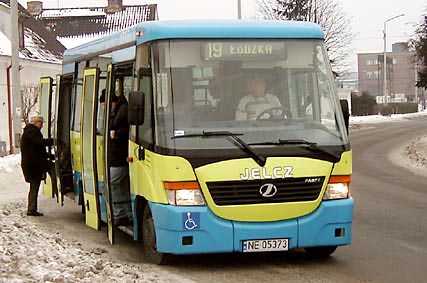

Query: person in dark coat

[21,115,56,216]
[100,93,132,226]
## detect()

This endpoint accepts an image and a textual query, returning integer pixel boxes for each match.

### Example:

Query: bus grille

[206,177,325,206]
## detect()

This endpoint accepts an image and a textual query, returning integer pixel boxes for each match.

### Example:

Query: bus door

[102,64,115,244]
[53,74,74,206]
[103,63,134,243]
[81,68,101,230]
[39,77,55,198]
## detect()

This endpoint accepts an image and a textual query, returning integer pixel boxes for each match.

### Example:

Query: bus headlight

[164,181,206,206]
[323,175,351,200]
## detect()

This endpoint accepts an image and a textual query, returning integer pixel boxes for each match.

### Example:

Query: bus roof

[135,19,324,43]
[63,19,324,63]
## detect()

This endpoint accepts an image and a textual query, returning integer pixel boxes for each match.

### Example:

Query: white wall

[0,55,61,152]
[0,5,11,39]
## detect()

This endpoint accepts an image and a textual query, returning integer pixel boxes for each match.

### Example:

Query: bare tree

[410,11,427,89]
[21,83,39,125]
[255,0,354,77]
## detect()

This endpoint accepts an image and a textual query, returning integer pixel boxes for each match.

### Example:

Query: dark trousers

[28,179,42,212]
[27,163,57,213]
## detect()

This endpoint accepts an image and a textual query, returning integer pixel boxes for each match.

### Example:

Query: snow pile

[0,202,167,283]
[0,154,21,173]
[404,135,427,168]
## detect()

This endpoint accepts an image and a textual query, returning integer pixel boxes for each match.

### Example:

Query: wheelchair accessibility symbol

[183,212,200,230]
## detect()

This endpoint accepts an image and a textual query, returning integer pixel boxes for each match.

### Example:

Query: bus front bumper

[150,198,353,254]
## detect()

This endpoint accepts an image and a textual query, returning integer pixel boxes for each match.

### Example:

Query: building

[336,72,358,115]
[357,42,423,103]
[26,0,157,48]
[0,0,65,154]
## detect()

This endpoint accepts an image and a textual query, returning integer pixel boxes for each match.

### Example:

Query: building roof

[0,0,65,63]
[35,4,157,39]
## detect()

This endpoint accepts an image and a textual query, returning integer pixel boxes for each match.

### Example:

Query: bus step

[117,225,134,236]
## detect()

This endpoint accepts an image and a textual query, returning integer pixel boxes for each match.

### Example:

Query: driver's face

[248,77,266,97]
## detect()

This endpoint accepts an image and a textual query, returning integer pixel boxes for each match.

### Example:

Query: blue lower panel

[150,204,233,254]
[298,198,353,247]
[150,197,353,255]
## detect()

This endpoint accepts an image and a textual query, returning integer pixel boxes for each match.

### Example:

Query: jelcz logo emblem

[259,183,278,197]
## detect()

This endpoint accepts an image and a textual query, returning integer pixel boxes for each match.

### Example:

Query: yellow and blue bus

[39,19,352,264]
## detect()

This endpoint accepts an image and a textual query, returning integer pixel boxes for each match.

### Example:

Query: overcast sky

[17,0,427,71]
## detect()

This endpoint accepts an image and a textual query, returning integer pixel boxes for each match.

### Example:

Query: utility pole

[237,0,242,19]
[414,63,418,110]
[10,0,22,154]
[383,14,404,106]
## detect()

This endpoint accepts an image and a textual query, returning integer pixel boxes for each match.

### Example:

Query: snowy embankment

[1,202,166,283]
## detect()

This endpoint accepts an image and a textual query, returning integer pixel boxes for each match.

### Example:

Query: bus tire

[142,206,169,264]
[304,246,337,258]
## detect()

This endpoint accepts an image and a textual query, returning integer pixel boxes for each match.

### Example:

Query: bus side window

[71,62,86,132]
[137,68,153,145]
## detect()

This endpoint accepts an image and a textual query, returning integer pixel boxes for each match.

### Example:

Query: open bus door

[103,64,115,244]
[53,75,64,206]
[53,74,75,206]
[39,77,55,199]
[81,68,101,230]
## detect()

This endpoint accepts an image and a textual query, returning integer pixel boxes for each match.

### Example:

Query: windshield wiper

[249,139,341,162]
[172,131,266,166]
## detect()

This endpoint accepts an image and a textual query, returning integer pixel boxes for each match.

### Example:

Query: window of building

[366,71,379,79]
[366,59,379,66]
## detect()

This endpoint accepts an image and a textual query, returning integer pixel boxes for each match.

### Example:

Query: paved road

[338,118,427,283]
[33,116,427,282]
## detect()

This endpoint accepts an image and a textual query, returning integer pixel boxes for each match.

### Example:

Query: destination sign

[202,41,287,61]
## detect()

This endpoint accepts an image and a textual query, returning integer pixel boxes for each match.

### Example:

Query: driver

[235,75,281,120]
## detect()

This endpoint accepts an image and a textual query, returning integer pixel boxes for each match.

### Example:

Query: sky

[16,0,427,71]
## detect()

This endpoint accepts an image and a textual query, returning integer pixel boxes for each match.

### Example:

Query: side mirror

[128,91,145,125]
[339,99,350,134]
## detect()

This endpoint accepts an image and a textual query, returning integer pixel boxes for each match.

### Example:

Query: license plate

[242,238,289,252]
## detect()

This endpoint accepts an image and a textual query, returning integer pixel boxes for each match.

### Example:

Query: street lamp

[383,13,404,105]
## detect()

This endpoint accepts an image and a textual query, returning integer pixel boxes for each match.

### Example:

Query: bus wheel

[304,246,337,258]
[142,206,168,264]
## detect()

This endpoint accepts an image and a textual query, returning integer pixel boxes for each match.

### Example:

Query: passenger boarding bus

[39,19,352,264]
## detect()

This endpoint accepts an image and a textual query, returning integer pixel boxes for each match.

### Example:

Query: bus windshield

[151,39,348,150]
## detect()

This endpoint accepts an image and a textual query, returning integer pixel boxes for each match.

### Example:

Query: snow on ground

[1,202,168,283]
[0,111,426,282]
[349,110,427,124]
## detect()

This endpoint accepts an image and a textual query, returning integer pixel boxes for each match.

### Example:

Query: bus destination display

[202,41,286,61]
